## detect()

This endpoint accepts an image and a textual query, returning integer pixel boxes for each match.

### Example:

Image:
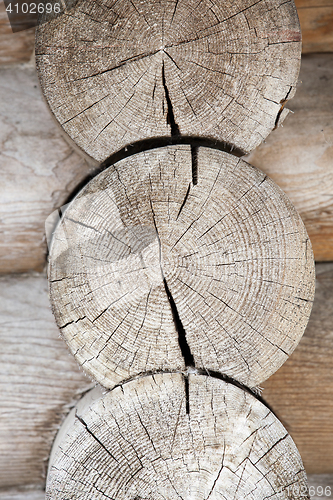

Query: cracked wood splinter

[48,145,315,389]
[46,373,310,500]
[35,0,301,162]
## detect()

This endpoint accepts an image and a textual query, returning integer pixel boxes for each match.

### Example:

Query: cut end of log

[35,0,301,161]
[48,145,315,389]
[46,373,309,500]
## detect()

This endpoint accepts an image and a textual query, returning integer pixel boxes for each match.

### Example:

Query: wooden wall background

[0,1,332,497]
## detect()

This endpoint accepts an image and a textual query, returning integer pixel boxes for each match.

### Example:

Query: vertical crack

[176,183,191,220]
[162,61,180,137]
[150,199,195,370]
[150,198,195,415]
[183,373,190,415]
[274,86,293,129]
[176,145,199,220]
[163,277,195,368]
[191,145,198,185]
[171,0,179,23]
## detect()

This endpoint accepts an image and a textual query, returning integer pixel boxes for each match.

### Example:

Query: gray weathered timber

[0,274,92,490]
[35,0,301,161]
[48,145,315,389]
[2,475,329,500]
[262,262,333,474]
[0,57,331,272]
[2,476,329,500]
[0,64,92,273]
[46,374,309,500]
[0,491,45,500]
[247,53,333,262]
[0,265,331,490]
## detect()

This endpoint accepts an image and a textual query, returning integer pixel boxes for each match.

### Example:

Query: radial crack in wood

[46,373,309,499]
[48,145,315,388]
[35,0,301,162]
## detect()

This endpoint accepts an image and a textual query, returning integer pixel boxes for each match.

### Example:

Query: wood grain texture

[0,64,92,273]
[49,145,315,389]
[47,374,309,500]
[262,262,333,474]
[295,0,333,52]
[0,2,35,65]
[0,52,329,278]
[0,265,330,490]
[35,0,301,161]
[0,0,326,69]
[296,0,333,5]
[247,53,333,262]
[0,491,45,500]
[3,477,330,500]
[0,273,93,490]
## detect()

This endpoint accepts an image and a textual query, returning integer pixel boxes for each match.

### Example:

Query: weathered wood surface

[49,145,314,389]
[2,475,332,500]
[295,0,333,53]
[0,491,45,500]
[262,262,333,474]
[0,64,92,274]
[0,265,331,490]
[0,60,331,275]
[47,373,308,500]
[35,0,302,161]
[0,0,328,68]
[0,273,93,490]
[0,3,35,65]
[247,53,333,262]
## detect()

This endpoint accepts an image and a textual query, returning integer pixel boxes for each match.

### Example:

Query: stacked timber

[45,144,314,498]
[0,0,332,497]
[33,1,317,497]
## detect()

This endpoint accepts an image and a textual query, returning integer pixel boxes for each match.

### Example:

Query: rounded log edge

[35,0,301,162]
[48,145,315,389]
[46,372,309,500]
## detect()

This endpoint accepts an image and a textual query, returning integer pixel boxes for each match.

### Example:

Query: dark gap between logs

[58,137,244,221]
[102,368,279,423]
[99,137,245,173]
